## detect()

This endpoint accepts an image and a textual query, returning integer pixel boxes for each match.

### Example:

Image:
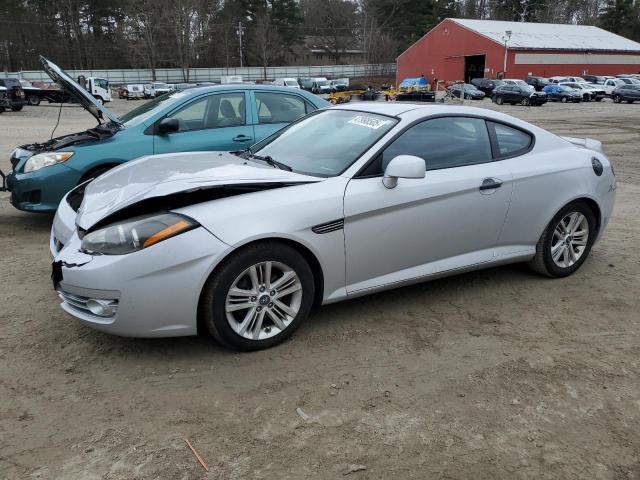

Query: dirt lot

[1,98,639,479]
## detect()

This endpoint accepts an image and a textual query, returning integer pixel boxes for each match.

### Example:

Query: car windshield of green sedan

[1,57,330,213]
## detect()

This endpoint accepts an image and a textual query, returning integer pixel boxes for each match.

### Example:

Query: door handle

[479,178,503,191]
[233,135,253,142]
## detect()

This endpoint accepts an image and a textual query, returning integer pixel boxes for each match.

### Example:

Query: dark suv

[470,78,504,96]
[582,75,607,85]
[525,76,549,91]
[612,84,640,103]
[492,84,547,106]
[0,78,26,111]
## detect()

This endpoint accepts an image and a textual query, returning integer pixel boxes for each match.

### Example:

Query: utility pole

[236,21,245,68]
[502,30,512,77]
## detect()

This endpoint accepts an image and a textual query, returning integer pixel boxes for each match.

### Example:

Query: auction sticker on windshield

[348,115,392,130]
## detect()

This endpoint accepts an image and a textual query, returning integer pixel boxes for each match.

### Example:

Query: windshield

[94,78,109,89]
[316,80,328,86]
[558,86,572,92]
[285,80,298,86]
[119,90,187,126]
[250,110,398,177]
[154,83,169,89]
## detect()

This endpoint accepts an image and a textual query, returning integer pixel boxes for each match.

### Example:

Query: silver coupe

[50,103,617,350]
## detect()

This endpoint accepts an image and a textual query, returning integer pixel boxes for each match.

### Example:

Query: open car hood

[40,56,121,125]
[76,151,322,230]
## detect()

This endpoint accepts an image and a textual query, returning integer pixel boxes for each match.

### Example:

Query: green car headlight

[81,213,199,255]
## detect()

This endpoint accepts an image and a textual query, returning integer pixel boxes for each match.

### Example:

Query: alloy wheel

[225,261,302,341]
[550,212,589,268]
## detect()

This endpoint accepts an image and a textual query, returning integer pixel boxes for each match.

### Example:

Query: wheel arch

[78,162,121,183]
[196,236,326,334]
[542,195,602,240]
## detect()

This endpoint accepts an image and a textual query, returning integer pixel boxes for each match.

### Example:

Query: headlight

[23,152,74,173]
[81,213,199,255]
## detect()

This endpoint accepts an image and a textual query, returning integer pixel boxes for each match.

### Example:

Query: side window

[488,122,533,158]
[255,92,311,124]
[360,117,492,176]
[170,92,245,132]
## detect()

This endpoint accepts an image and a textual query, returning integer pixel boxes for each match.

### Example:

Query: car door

[343,116,513,293]
[505,86,518,102]
[249,90,317,142]
[153,91,254,154]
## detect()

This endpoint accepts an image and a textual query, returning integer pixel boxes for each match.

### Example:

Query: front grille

[58,290,118,318]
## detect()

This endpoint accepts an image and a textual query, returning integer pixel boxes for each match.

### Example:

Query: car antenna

[50,99,64,140]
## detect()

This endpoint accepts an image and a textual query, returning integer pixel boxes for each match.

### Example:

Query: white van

[125,84,145,99]
[273,78,300,89]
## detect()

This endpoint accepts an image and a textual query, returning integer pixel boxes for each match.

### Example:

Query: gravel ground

[1,98,639,479]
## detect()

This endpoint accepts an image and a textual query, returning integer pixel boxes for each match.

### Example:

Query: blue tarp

[399,77,429,88]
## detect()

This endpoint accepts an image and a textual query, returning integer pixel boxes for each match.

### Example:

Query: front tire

[201,242,315,350]
[613,95,621,103]
[521,97,530,106]
[561,96,567,103]
[495,96,504,105]
[529,201,597,278]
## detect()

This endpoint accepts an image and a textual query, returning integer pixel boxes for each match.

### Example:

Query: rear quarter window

[488,122,533,158]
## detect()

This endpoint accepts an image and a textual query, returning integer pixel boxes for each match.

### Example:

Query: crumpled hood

[76,151,321,230]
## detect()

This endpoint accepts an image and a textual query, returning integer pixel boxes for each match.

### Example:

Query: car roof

[179,84,313,95]
[334,103,525,121]
[332,102,425,116]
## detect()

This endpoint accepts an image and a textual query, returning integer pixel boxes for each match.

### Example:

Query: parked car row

[465,74,640,106]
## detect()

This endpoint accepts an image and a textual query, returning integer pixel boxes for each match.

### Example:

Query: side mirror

[157,117,179,134]
[382,155,426,189]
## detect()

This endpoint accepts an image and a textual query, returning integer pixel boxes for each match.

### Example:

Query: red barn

[397,18,640,85]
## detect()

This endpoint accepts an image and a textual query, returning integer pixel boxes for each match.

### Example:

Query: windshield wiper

[250,153,292,171]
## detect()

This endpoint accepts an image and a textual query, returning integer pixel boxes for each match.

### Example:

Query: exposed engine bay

[10,123,119,168]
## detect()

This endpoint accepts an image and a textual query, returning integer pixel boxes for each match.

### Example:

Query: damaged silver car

[51,104,616,350]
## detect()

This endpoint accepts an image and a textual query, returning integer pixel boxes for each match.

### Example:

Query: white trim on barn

[515,53,640,65]
[451,18,640,52]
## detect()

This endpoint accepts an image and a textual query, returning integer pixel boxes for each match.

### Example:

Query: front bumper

[530,94,547,105]
[4,162,79,212]
[51,201,230,337]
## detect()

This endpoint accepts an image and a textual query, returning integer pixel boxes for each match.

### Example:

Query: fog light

[86,298,117,317]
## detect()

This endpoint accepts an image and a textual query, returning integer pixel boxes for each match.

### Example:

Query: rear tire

[28,95,40,106]
[529,201,597,278]
[201,242,315,351]
[11,106,23,111]
[613,95,621,103]
[561,96,567,103]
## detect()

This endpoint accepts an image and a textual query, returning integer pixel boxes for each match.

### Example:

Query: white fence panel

[4,64,395,84]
